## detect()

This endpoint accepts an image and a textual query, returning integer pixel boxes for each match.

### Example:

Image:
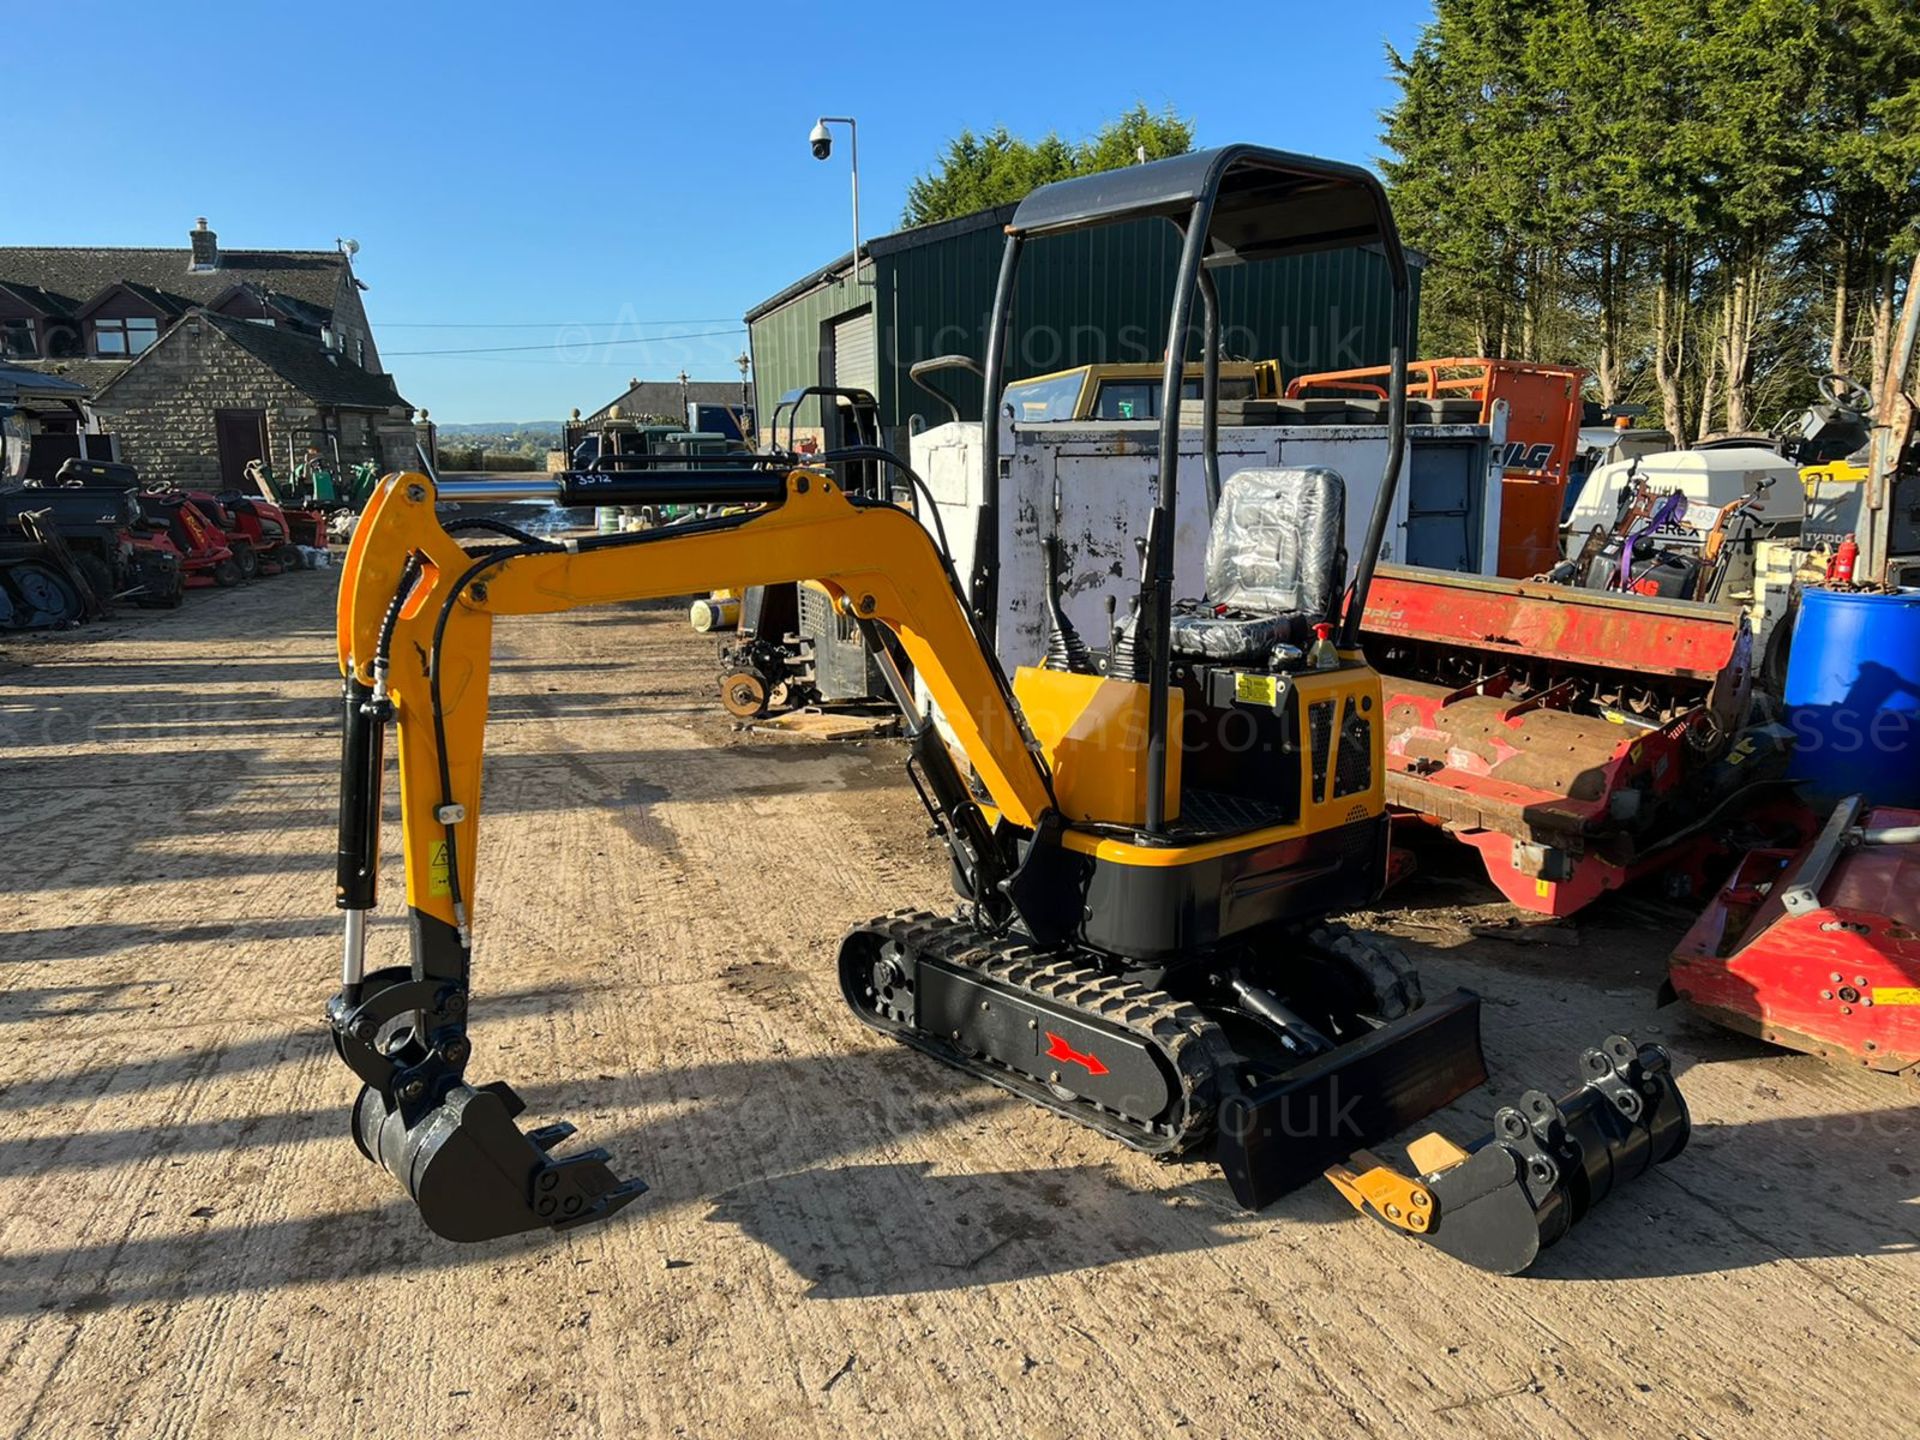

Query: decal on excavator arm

[428,840,451,897]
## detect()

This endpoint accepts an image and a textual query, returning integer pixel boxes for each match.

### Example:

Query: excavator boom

[331,467,1068,1240]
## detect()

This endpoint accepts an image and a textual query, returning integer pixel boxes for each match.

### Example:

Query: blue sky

[17,1,1435,422]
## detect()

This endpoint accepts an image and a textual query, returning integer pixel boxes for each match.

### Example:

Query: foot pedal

[352,1082,647,1243]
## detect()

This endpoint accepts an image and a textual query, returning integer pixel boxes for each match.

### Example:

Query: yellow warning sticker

[1535,879,1554,899]
[1875,987,1920,1006]
[428,840,451,897]
[1235,672,1278,706]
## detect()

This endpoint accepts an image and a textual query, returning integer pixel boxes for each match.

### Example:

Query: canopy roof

[1007,145,1395,265]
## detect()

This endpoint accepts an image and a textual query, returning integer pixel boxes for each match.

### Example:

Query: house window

[355,338,366,367]
[94,315,160,357]
[0,319,35,359]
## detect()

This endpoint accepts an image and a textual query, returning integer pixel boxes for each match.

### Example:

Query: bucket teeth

[526,1121,578,1152]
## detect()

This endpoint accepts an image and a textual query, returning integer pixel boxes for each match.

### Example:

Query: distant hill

[431,421,561,465]
[435,421,561,442]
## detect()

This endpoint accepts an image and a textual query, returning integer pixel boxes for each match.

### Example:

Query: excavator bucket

[328,964,648,1244]
[350,1079,646,1244]
[1325,1035,1689,1274]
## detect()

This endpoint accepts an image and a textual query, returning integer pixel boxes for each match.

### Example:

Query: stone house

[0,220,415,485]
[89,312,417,488]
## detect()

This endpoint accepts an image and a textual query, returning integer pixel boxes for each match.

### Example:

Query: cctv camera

[809,121,833,160]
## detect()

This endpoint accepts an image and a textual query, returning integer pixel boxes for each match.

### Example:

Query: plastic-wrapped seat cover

[1166,466,1347,661]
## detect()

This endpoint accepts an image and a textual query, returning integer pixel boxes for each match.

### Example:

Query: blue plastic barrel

[1784,587,1920,807]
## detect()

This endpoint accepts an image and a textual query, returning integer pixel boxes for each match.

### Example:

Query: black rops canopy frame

[974,145,1413,837]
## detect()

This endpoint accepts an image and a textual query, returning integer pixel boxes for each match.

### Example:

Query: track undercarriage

[840,910,1479,1193]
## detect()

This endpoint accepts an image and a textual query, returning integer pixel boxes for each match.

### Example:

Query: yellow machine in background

[1002,359,1283,422]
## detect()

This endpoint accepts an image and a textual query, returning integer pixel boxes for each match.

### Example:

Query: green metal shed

[745,201,1422,449]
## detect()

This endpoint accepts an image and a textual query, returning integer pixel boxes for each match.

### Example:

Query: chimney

[189,218,219,271]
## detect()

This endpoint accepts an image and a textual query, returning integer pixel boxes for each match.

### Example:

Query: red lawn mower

[160,490,268,580]
[242,459,329,551]
[138,490,241,589]
[190,489,294,575]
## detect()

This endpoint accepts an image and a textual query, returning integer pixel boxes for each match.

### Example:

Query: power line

[386,325,746,357]
[397,351,742,369]
[379,316,743,329]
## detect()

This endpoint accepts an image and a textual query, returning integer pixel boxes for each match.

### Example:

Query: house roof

[200,313,408,409]
[23,359,125,394]
[0,280,79,319]
[584,377,746,425]
[92,310,409,411]
[211,282,334,331]
[0,245,348,319]
[77,278,193,320]
[0,362,89,404]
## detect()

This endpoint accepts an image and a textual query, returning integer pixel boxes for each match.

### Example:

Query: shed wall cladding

[750,263,875,433]
[749,212,1420,448]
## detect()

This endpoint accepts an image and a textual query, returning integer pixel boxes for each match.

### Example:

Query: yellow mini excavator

[329,147,1688,1274]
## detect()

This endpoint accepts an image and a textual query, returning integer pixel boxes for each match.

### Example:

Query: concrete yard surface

[0,573,1915,1439]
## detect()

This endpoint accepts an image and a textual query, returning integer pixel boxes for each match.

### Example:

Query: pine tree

[902,105,1195,227]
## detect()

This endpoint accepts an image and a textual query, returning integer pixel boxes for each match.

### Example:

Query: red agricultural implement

[1671,796,1920,1075]
[3,469,184,611]
[1289,358,1585,579]
[164,490,267,579]
[1361,564,1806,917]
[241,459,329,549]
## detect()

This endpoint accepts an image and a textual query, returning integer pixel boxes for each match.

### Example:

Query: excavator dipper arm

[329,468,1056,1241]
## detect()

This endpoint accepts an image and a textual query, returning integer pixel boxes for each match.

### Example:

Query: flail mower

[1671,795,1920,1075]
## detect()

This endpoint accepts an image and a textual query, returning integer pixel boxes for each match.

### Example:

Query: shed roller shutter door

[830,310,876,396]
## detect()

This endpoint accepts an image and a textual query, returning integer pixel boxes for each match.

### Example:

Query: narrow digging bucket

[1328,1036,1690,1274]
[352,1079,648,1244]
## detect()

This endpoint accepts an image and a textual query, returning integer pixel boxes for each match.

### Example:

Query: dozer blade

[351,1079,648,1244]
[1216,988,1489,1210]
[1326,1035,1690,1274]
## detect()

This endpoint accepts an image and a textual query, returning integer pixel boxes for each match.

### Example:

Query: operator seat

[1167,466,1347,662]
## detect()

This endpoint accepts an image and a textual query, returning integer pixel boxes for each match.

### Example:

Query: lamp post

[809,116,870,285]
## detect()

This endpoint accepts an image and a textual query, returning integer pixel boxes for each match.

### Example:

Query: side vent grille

[1333,696,1372,799]
[1308,699,1335,802]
